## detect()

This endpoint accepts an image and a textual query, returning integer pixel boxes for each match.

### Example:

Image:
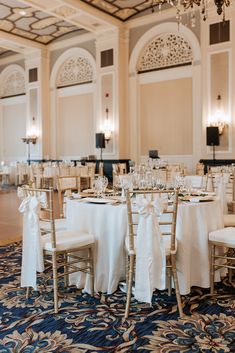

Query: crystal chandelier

[151,0,230,22]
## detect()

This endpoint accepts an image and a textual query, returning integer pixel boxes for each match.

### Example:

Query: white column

[0,103,3,162]
[192,62,202,172]
[24,48,50,161]
[95,28,129,159]
[129,73,140,163]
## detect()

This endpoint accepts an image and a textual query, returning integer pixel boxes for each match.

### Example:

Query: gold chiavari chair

[196,163,204,176]
[21,187,95,313]
[57,176,79,218]
[0,165,10,185]
[124,188,183,319]
[209,227,235,293]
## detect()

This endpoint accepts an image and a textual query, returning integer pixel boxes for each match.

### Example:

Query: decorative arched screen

[137,33,193,73]
[56,56,94,88]
[1,68,25,98]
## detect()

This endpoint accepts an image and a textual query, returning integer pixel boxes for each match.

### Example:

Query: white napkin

[134,195,166,304]
[215,175,228,214]
[19,195,44,290]
[189,197,200,203]
[17,186,25,200]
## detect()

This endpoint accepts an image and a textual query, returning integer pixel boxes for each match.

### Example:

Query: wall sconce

[102,91,113,142]
[22,136,37,145]
[209,94,227,135]
[103,108,112,142]
[22,133,37,165]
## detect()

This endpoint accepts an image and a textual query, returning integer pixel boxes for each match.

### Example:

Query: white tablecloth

[176,198,223,294]
[66,199,127,294]
[66,198,223,295]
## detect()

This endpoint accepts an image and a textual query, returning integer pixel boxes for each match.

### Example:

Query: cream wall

[140,78,193,156]
[2,102,26,160]
[50,40,96,71]
[57,93,94,159]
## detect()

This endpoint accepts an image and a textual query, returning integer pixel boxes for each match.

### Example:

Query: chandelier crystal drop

[151,0,230,22]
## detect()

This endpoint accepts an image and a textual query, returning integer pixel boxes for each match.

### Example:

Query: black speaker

[95,133,105,148]
[206,126,219,146]
[149,150,160,159]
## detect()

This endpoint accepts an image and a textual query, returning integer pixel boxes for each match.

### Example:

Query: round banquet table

[66,197,224,295]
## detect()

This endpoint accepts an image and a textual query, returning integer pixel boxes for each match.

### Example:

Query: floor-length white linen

[66,200,127,294]
[66,198,224,295]
[19,195,44,290]
[135,197,166,303]
[176,198,224,294]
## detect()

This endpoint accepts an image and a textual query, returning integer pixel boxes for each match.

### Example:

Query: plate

[82,189,94,193]
[82,197,118,204]
[71,193,81,199]
[180,196,214,203]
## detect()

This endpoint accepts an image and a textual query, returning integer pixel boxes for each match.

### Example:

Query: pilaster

[24,48,50,160]
[95,28,129,159]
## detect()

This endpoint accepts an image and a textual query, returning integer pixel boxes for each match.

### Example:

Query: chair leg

[166,259,172,295]
[26,287,30,299]
[89,247,94,296]
[171,255,184,318]
[210,244,215,294]
[52,253,59,314]
[124,254,135,320]
[227,249,234,283]
[64,253,68,288]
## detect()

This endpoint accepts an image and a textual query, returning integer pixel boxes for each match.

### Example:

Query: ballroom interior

[0,1,234,351]
[0,0,234,174]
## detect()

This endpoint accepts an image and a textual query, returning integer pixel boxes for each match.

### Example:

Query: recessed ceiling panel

[0,0,84,44]
[80,0,158,21]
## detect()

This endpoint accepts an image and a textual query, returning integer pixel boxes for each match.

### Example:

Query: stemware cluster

[93,176,108,197]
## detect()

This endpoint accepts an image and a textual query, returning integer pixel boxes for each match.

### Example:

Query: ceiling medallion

[151,0,230,23]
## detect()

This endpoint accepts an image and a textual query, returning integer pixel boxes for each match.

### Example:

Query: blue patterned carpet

[0,242,234,352]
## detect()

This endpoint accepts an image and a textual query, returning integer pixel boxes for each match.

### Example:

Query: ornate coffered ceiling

[0,0,84,45]
[0,0,201,58]
[0,0,158,52]
[80,0,160,21]
[0,0,119,57]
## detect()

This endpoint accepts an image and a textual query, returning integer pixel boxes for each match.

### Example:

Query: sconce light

[210,94,226,135]
[22,135,37,165]
[103,93,112,142]
[22,136,37,144]
[104,108,112,142]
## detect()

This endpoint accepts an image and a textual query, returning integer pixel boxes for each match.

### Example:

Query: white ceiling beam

[0,30,44,54]
[48,31,95,51]
[18,0,122,33]
[62,0,122,27]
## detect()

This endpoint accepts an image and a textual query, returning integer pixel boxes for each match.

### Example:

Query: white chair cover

[134,196,166,304]
[19,194,45,290]
[215,174,230,214]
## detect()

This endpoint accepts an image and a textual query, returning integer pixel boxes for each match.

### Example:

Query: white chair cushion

[42,231,94,251]
[223,214,235,227]
[209,227,235,246]
[40,218,67,231]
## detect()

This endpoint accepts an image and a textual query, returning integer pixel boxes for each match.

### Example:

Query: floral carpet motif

[0,242,234,352]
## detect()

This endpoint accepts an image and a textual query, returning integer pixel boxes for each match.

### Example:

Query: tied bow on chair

[134,196,166,304]
[215,174,229,214]
[19,194,44,290]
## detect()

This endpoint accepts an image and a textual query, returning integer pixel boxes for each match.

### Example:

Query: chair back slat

[21,187,56,248]
[125,188,179,253]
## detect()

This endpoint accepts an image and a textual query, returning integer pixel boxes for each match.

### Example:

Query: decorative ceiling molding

[0,0,83,44]
[79,0,160,21]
